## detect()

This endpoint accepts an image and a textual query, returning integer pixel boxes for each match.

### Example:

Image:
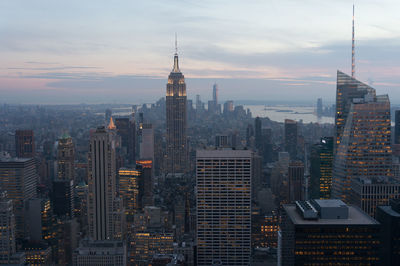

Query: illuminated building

[376,199,400,266]
[0,191,25,265]
[196,150,251,266]
[15,129,35,158]
[334,71,375,151]
[309,137,333,199]
[0,157,37,238]
[284,119,297,160]
[73,239,126,266]
[131,231,174,264]
[26,198,56,242]
[136,160,154,207]
[87,124,122,240]
[118,168,140,232]
[288,161,304,202]
[165,41,188,174]
[57,133,75,181]
[395,110,400,144]
[23,242,52,266]
[278,199,380,265]
[350,177,400,217]
[332,93,392,202]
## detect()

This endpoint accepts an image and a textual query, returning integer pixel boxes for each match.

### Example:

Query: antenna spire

[352,4,355,78]
[175,33,178,55]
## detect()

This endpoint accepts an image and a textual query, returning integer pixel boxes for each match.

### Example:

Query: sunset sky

[1,0,399,104]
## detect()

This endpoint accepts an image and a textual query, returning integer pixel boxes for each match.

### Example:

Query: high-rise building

[350,177,400,217]
[118,168,140,231]
[284,119,297,160]
[139,123,154,161]
[15,130,35,158]
[73,239,127,266]
[115,117,136,164]
[309,137,333,199]
[254,117,263,153]
[288,161,304,202]
[278,199,381,265]
[213,83,218,106]
[316,98,323,117]
[87,125,122,240]
[0,191,19,264]
[0,157,37,238]
[196,150,251,266]
[376,199,400,266]
[223,100,234,115]
[57,133,75,181]
[395,110,400,144]
[52,179,74,218]
[334,71,375,150]
[332,93,392,202]
[136,160,154,208]
[165,45,188,173]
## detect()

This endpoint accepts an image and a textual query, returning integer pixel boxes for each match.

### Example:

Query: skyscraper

[115,116,136,165]
[309,137,333,199]
[254,117,263,153]
[316,98,323,117]
[213,83,218,106]
[139,123,154,161]
[87,125,122,240]
[196,150,251,266]
[288,161,304,202]
[284,119,297,160]
[166,42,188,174]
[332,92,392,202]
[57,133,75,181]
[0,157,37,238]
[0,191,16,264]
[334,71,375,150]
[15,130,35,158]
[395,110,400,144]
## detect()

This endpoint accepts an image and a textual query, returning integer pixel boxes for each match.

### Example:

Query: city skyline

[1,1,400,104]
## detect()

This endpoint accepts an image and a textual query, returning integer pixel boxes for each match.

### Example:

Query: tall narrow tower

[352,4,355,78]
[166,37,188,173]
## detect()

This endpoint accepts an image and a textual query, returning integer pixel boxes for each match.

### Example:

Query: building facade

[15,130,35,158]
[284,119,297,160]
[196,150,252,266]
[57,134,75,181]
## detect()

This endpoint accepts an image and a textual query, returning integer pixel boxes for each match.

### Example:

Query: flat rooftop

[313,199,346,208]
[377,206,400,218]
[284,204,378,225]
[197,149,252,158]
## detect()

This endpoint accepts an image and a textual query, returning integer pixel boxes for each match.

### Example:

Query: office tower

[15,130,35,158]
[23,242,52,266]
[115,117,136,164]
[26,198,55,242]
[139,123,154,161]
[165,44,188,174]
[215,135,229,148]
[52,179,74,218]
[262,128,273,163]
[278,199,380,265]
[73,239,127,266]
[57,133,75,181]
[284,119,297,160]
[0,191,22,265]
[132,231,174,264]
[105,109,112,125]
[254,117,263,153]
[196,150,251,266]
[196,94,202,110]
[316,98,323,117]
[334,71,375,150]
[309,137,333,199]
[87,125,122,240]
[376,199,400,266]
[136,160,154,207]
[332,93,392,202]
[395,110,400,144]
[57,218,79,265]
[118,168,140,231]
[0,157,37,238]
[223,100,234,115]
[288,161,304,202]
[350,177,400,217]
[213,83,218,106]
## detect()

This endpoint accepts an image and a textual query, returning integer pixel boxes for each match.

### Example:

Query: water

[244,105,334,124]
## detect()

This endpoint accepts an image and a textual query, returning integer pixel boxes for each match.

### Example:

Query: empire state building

[166,46,188,173]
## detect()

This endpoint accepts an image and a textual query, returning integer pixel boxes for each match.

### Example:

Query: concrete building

[73,239,126,266]
[278,199,380,265]
[57,133,75,181]
[284,119,297,160]
[15,129,35,158]
[196,149,252,266]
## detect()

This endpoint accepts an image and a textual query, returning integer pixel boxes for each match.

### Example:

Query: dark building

[288,161,304,202]
[165,46,188,173]
[115,117,136,165]
[279,199,381,265]
[316,98,323,117]
[57,134,75,181]
[15,130,35,158]
[254,117,262,153]
[395,110,400,144]
[136,160,154,208]
[376,199,400,266]
[309,137,333,199]
[284,119,297,160]
[52,179,74,218]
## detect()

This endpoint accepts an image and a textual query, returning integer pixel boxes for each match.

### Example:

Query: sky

[1,0,400,105]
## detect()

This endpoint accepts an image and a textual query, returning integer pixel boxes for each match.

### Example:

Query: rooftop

[197,149,252,158]
[284,204,378,225]
[313,199,346,208]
